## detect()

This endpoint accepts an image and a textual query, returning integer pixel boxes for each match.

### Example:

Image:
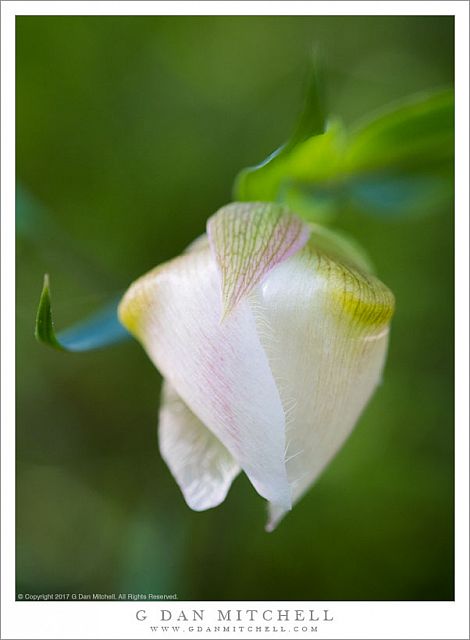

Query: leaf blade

[344,89,454,174]
[34,274,130,352]
[34,274,65,351]
[233,85,453,222]
[233,58,327,204]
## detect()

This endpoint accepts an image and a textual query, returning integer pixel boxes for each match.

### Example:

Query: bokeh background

[16,16,454,600]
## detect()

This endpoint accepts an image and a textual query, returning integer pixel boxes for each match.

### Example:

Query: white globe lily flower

[118,202,394,530]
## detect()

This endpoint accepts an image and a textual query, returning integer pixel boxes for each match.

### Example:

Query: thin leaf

[283,55,326,151]
[233,58,327,203]
[35,274,130,352]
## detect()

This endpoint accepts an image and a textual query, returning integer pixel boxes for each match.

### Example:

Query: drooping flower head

[118,202,394,530]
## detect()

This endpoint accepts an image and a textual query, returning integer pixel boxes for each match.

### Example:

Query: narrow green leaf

[283,57,326,151]
[233,58,327,204]
[34,274,130,352]
[35,275,64,350]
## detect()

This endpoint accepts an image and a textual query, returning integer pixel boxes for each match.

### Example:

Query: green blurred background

[16,16,454,600]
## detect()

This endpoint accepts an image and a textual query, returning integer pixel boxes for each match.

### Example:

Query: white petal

[250,246,394,530]
[119,248,291,510]
[159,380,240,511]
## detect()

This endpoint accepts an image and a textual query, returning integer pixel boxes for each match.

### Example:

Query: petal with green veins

[207,202,310,318]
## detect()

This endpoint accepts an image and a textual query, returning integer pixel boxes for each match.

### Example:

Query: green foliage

[345,90,453,173]
[234,84,453,222]
[276,57,327,151]
[34,274,129,352]
[233,62,331,205]
[34,275,65,350]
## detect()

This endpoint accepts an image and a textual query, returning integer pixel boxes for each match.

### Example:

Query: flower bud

[119,202,394,529]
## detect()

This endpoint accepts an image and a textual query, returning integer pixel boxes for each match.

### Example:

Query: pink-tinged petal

[118,247,291,510]
[159,380,240,511]
[207,202,310,318]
